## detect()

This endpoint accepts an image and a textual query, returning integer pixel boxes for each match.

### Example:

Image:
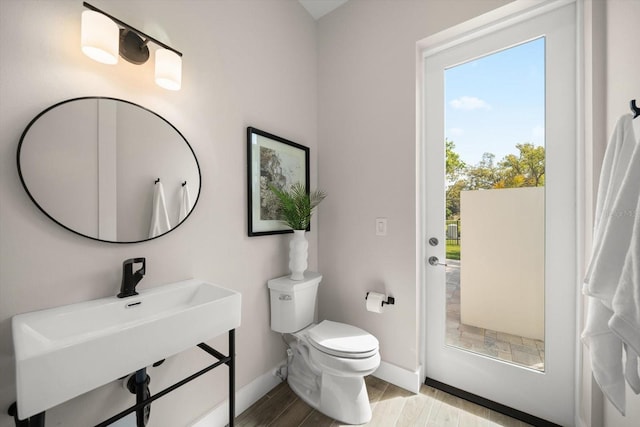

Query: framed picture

[247,127,310,236]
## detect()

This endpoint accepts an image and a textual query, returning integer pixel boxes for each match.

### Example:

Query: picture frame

[247,127,310,236]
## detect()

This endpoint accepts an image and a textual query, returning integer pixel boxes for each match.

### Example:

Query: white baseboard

[190,360,285,427]
[372,361,422,394]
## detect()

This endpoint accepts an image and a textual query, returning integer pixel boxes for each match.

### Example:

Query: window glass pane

[444,37,546,371]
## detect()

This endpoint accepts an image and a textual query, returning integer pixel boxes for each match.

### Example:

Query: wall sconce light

[81,2,183,91]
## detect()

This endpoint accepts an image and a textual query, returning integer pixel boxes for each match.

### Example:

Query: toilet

[268,271,380,425]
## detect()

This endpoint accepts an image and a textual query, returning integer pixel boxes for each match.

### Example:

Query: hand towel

[583,114,639,414]
[149,181,171,238]
[178,183,192,223]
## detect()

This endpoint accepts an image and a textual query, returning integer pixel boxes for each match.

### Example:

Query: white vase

[289,229,308,280]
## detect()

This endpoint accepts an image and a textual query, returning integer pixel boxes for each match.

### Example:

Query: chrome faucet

[118,258,146,298]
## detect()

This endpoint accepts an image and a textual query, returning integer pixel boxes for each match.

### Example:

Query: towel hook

[182,181,187,186]
[631,99,639,119]
[154,178,160,184]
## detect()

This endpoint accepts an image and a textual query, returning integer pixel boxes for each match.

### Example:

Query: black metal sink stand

[8,329,236,427]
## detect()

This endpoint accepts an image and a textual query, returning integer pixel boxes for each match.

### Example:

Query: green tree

[446,179,466,219]
[496,143,545,188]
[446,139,466,183]
[465,152,500,190]
[443,141,545,219]
[445,139,467,219]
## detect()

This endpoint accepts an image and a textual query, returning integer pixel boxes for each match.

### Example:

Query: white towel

[178,183,192,223]
[584,115,638,298]
[149,182,171,238]
[582,114,640,414]
[609,157,640,394]
[584,297,626,413]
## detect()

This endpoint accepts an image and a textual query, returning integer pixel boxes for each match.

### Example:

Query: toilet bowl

[286,321,380,424]
[268,273,381,424]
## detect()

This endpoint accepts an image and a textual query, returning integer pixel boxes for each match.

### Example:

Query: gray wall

[0,1,317,426]
[603,1,640,426]
[316,0,511,374]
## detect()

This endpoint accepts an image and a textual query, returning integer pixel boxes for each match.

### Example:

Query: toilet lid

[307,320,379,358]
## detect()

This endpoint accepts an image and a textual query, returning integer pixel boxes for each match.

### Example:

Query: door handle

[428,256,447,266]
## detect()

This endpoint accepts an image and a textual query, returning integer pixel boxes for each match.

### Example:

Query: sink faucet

[118,258,146,298]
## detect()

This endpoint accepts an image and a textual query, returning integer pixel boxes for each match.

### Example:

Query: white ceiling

[299,0,349,20]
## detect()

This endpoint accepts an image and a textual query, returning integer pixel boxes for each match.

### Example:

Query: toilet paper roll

[366,292,386,313]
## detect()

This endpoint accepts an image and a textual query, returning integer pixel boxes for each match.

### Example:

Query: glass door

[422,2,576,425]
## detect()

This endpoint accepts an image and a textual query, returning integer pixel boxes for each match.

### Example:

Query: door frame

[415,0,589,425]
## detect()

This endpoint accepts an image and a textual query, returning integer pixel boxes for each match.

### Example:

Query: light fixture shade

[155,49,182,91]
[81,10,119,65]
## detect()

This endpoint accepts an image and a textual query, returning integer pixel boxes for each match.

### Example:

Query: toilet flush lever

[428,256,447,267]
[279,294,292,301]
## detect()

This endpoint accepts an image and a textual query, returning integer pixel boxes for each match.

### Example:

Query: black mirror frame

[17,96,202,244]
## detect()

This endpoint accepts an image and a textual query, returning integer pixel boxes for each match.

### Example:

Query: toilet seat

[307,320,379,359]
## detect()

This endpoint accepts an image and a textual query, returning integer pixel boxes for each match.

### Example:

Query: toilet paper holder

[365,292,395,306]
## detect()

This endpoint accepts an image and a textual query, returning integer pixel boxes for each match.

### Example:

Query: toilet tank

[267,272,322,333]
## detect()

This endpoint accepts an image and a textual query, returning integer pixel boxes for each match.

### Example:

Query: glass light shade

[81,10,119,65]
[155,49,182,91]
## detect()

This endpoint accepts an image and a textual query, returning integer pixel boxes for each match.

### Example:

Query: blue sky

[445,37,545,166]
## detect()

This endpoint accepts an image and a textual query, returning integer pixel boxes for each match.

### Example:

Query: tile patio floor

[445,260,545,371]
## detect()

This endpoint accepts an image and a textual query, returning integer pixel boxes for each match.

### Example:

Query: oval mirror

[17,97,201,243]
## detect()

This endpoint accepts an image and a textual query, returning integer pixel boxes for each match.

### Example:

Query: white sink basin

[12,279,241,419]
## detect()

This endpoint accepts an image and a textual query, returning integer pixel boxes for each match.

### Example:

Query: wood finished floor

[235,376,532,427]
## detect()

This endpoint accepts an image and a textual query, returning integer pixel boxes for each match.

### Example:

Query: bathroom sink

[12,279,241,419]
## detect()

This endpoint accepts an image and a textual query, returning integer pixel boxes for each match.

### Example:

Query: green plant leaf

[269,182,326,230]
